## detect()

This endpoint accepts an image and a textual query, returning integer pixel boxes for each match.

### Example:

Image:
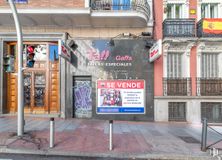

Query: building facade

[0,0,154,120]
[154,0,222,123]
[1,0,221,123]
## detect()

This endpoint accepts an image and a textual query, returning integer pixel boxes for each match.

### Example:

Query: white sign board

[97,80,145,114]
[149,39,162,62]
[58,40,71,62]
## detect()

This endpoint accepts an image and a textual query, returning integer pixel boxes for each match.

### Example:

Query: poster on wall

[97,80,145,114]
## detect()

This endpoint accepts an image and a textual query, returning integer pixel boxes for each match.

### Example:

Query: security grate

[201,102,222,123]
[168,102,186,121]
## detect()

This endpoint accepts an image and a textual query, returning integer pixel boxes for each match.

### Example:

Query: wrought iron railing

[163,19,196,37]
[90,0,150,20]
[201,118,222,152]
[163,77,191,96]
[197,18,222,37]
[196,78,222,96]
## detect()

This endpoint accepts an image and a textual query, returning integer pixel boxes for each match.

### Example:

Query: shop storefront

[0,36,154,121]
[61,39,154,121]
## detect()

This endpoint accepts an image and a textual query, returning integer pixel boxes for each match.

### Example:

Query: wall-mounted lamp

[141,32,151,37]
[109,39,115,46]
[145,41,153,49]
[67,40,78,51]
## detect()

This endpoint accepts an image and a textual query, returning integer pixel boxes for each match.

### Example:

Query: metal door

[73,77,92,118]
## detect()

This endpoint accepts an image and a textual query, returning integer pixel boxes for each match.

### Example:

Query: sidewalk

[0,116,219,160]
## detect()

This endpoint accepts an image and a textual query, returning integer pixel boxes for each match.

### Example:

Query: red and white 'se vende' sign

[149,39,162,62]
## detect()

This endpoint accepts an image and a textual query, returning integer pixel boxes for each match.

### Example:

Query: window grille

[201,102,222,123]
[168,102,186,121]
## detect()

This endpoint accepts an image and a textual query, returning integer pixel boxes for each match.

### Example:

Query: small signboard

[97,80,145,114]
[58,40,71,62]
[8,0,28,3]
[149,39,162,62]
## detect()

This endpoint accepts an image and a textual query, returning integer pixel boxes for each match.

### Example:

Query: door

[24,71,47,113]
[73,77,92,118]
[5,42,59,114]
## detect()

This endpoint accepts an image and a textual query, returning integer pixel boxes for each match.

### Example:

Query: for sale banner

[97,80,145,114]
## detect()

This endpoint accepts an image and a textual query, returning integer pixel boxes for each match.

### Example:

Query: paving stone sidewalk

[0,116,221,160]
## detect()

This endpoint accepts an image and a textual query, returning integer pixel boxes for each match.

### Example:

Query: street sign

[97,79,145,114]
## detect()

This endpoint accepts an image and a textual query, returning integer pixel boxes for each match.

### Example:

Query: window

[167,53,182,78]
[168,102,186,121]
[201,53,218,78]
[201,102,222,123]
[167,4,183,18]
[201,3,218,18]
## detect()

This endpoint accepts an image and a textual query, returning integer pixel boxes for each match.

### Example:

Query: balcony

[163,78,191,96]
[90,0,151,27]
[197,78,222,96]
[197,18,222,37]
[163,19,195,38]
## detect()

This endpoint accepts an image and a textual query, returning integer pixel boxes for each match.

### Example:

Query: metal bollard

[109,120,113,151]
[50,117,55,148]
[201,118,208,151]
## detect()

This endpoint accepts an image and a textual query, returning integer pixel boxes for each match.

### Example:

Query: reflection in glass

[24,73,31,107]
[34,73,45,107]
[34,44,47,61]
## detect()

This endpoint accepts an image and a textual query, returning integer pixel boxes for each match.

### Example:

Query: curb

[0,147,214,160]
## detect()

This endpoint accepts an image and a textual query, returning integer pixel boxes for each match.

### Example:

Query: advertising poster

[97,80,145,114]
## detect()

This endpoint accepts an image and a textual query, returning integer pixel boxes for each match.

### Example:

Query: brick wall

[0,0,84,8]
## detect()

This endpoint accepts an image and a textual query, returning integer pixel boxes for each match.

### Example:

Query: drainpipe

[8,0,24,136]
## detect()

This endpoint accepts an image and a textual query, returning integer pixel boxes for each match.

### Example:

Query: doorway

[24,72,47,113]
[73,76,92,118]
[5,42,60,114]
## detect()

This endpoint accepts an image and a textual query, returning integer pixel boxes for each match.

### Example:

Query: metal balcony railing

[163,19,196,38]
[90,0,150,20]
[197,18,222,37]
[163,77,191,96]
[196,78,222,96]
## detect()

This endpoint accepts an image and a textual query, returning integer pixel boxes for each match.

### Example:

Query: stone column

[196,42,205,96]
[185,42,194,96]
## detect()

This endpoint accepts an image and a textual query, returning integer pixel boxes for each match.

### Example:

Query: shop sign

[149,39,162,62]
[97,80,145,114]
[58,40,71,62]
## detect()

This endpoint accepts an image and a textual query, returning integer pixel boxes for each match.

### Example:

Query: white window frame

[201,52,219,78]
[167,52,183,78]
[164,0,189,20]
[197,0,222,21]
[197,43,222,78]
[201,3,219,18]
